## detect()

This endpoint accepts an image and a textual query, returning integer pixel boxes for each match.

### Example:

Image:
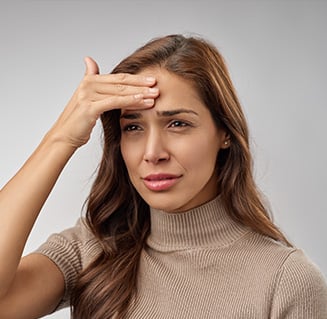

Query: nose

[143,131,170,164]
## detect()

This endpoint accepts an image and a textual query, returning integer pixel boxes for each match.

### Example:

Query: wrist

[40,131,78,160]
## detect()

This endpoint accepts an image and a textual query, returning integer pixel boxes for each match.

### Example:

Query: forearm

[0,133,76,297]
[0,58,158,302]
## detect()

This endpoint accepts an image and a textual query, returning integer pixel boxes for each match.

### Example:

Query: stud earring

[224,141,229,145]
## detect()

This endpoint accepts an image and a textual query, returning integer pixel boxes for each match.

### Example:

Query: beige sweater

[36,196,327,318]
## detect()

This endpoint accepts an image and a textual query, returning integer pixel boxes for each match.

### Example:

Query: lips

[143,174,182,191]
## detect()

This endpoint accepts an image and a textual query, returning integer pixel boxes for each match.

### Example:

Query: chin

[139,193,180,213]
[141,193,195,213]
[145,200,178,213]
[141,189,218,213]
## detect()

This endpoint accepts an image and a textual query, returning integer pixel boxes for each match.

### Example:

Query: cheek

[180,135,219,168]
[184,150,217,174]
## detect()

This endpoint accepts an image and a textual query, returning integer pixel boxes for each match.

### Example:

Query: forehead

[140,67,197,95]
[129,67,206,116]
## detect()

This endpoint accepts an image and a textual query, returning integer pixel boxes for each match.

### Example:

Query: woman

[0,35,326,319]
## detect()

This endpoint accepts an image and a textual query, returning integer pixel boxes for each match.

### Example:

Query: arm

[270,249,327,318]
[0,57,158,318]
[0,254,65,319]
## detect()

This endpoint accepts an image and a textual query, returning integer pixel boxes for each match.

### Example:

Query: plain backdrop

[1,1,326,318]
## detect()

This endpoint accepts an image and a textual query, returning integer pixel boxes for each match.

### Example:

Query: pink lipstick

[143,174,181,191]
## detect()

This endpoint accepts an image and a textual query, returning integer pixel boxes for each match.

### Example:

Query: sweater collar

[146,196,248,252]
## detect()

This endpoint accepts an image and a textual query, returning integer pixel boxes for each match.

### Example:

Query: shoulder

[34,218,103,309]
[243,233,327,317]
[36,217,102,266]
[276,249,327,298]
[270,248,327,318]
[234,231,298,268]
[235,233,327,312]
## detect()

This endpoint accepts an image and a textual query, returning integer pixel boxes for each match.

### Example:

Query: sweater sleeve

[270,249,327,318]
[34,218,102,310]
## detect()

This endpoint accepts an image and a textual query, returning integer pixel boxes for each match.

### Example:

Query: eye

[122,124,142,132]
[169,120,189,128]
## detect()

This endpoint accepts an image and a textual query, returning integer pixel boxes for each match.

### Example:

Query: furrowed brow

[157,109,198,117]
[120,112,142,119]
[120,108,198,120]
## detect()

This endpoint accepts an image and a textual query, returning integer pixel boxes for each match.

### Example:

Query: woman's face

[120,68,228,213]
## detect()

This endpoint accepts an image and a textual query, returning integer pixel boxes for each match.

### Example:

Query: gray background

[1,1,326,318]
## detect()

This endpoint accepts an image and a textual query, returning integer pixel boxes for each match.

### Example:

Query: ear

[220,131,231,149]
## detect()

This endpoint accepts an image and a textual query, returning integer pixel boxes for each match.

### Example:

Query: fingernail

[148,87,159,93]
[143,99,154,106]
[146,77,156,83]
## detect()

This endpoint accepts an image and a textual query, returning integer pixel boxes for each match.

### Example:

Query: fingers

[92,73,156,87]
[81,61,158,98]
[84,56,100,75]
[79,58,159,115]
[91,85,159,101]
[92,94,156,115]
[93,82,155,95]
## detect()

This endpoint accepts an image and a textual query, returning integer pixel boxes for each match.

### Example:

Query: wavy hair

[71,34,290,318]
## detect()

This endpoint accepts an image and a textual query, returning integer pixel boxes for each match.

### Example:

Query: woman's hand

[48,57,159,149]
[0,57,159,317]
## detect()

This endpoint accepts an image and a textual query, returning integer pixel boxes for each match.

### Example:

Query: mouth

[142,174,182,191]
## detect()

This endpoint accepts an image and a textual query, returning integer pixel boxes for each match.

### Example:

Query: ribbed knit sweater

[36,196,327,318]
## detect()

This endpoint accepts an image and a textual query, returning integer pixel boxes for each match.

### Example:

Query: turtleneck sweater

[35,196,327,318]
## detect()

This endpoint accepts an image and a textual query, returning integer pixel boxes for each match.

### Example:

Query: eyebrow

[120,108,199,119]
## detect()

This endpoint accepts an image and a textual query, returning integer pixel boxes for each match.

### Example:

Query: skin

[0,57,159,318]
[121,68,229,213]
[0,61,228,318]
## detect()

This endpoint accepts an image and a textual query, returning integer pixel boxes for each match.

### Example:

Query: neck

[147,196,248,252]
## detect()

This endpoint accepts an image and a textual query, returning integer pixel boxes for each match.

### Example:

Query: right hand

[47,57,159,149]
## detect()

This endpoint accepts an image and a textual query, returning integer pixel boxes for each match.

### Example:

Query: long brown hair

[71,34,290,318]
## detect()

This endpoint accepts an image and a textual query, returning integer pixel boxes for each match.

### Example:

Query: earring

[224,141,229,145]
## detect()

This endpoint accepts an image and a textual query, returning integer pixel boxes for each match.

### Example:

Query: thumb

[84,56,100,75]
